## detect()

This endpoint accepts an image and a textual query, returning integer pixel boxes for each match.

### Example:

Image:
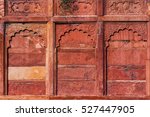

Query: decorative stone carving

[10,29,46,49]
[6,23,47,48]
[57,0,96,15]
[7,0,48,16]
[56,23,97,48]
[105,22,147,81]
[108,28,147,49]
[0,0,4,17]
[105,22,147,43]
[105,0,147,15]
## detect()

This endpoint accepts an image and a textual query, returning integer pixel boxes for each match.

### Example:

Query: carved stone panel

[105,22,147,96]
[6,23,47,95]
[56,23,97,48]
[105,0,147,15]
[56,23,102,96]
[0,0,4,17]
[7,0,48,16]
[56,0,97,15]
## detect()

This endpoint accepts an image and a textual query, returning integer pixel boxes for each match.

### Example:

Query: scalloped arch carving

[8,29,46,49]
[57,28,95,48]
[106,28,147,48]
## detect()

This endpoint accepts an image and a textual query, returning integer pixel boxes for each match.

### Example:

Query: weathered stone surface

[0,0,4,17]
[5,23,47,95]
[9,53,46,66]
[104,0,147,15]
[105,22,147,96]
[0,23,3,95]
[8,80,45,95]
[108,65,146,80]
[107,49,147,65]
[56,23,97,48]
[56,0,97,15]
[0,0,148,98]
[6,23,47,48]
[8,67,46,80]
[7,0,48,16]
[108,82,146,96]
[58,67,96,80]
[57,80,97,96]
[58,51,96,65]
[56,22,99,96]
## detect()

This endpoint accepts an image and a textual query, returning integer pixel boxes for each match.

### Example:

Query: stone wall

[0,0,149,98]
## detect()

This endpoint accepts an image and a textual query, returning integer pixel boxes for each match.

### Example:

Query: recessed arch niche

[106,28,147,96]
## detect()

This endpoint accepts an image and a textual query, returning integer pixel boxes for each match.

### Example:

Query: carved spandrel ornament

[7,0,48,16]
[105,22,147,41]
[57,0,96,15]
[105,0,147,15]
[6,23,47,49]
[56,23,97,48]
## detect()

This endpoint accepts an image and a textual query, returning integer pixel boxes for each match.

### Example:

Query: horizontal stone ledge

[0,95,149,100]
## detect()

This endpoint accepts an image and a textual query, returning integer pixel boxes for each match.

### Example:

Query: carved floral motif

[57,0,96,15]
[7,0,47,16]
[0,0,4,17]
[105,0,147,15]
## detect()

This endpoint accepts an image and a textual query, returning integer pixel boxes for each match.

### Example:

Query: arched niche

[5,23,47,95]
[106,28,147,96]
[57,28,95,49]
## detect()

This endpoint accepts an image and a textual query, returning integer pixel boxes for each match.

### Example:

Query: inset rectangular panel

[104,0,147,15]
[8,80,45,95]
[6,0,48,16]
[108,65,146,80]
[108,81,146,96]
[58,51,96,65]
[0,0,4,17]
[8,67,46,80]
[57,80,97,96]
[55,0,97,15]
[58,66,96,80]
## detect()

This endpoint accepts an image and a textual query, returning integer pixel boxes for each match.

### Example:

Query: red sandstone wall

[0,0,149,98]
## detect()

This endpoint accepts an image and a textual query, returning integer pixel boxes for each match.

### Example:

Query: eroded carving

[10,29,46,49]
[57,0,96,15]
[105,22,147,42]
[105,0,146,15]
[56,24,97,48]
[0,0,4,17]
[108,28,147,48]
[6,23,47,48]
[7,0,47,16]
